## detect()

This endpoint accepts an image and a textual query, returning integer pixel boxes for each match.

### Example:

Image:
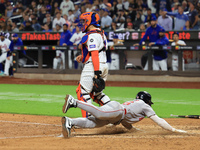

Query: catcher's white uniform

[171,40,186,71]
[76,28,110,117]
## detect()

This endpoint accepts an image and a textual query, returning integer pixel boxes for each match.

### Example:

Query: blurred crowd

[0,0,200,33]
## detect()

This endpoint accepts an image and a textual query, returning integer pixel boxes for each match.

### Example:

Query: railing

[12,45,200,76]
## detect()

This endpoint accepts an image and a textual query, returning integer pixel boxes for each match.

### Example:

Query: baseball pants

[144,58,167,71]
[71,100,126,128]
[4,55,13,75]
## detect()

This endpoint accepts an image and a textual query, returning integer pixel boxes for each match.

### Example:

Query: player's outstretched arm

[150,115,187,133]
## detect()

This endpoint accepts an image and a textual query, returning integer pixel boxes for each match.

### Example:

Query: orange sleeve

[91,50,99,71]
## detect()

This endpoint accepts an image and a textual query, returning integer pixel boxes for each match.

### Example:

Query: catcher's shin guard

[91,92,111,106]
[76,84,91,118]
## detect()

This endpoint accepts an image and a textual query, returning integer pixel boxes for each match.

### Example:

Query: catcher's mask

[136,91,153,106]
[79,12,100,33]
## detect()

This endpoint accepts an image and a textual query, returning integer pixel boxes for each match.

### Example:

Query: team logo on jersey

[89,44,96,48]
[90,39,94,42]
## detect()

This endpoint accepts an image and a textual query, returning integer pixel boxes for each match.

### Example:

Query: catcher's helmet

[79,12,100,33]
[136,91,153,106]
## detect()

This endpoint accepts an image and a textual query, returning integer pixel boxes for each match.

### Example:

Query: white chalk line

[0,134,57,140]
[0,120,61,127]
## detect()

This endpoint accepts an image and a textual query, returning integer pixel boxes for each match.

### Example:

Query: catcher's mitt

[93,77,105,93]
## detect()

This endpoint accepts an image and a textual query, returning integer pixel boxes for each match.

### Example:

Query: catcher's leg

[76,83,91,118]
[90,92,110,106]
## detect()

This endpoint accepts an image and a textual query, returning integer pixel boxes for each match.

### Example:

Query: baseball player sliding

[61,91,187,138]
[75,12,110,117]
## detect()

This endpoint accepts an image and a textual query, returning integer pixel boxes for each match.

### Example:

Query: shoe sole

[62,95,70,113]
[61,117,70,138]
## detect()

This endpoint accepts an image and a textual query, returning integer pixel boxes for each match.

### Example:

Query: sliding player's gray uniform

[71,99,155,128]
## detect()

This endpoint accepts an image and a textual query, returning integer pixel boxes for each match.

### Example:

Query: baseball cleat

[62,117,72,138]
[62,95,77,113]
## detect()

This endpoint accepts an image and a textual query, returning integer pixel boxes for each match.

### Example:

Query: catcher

[75,12,110,118]
[62,91,187,138]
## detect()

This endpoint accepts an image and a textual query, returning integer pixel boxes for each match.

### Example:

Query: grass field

[0,84,199,118]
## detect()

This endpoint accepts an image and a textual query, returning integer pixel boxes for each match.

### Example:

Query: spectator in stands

[6,24,12,32]
[123,0,129,11]
[144,8,156,23]
[0,2,6,16]
[99,0,109,9]
[85,2,95,12]
[182,0,188,12]
[52,11,66,31]
[188,1,199,30]
[106,3,114,18]
[43,12,53,25]
[164,6,189,30]
[23,20,34,31]
[51,2,59,17]
[12,22,19,32]
[133,11,143,30]
[182,20,191,30]
[22,15,30,26]
[37,0,43,11]
[157,10,172,31]
[111,22,117,31]
[38,6,47,25]
[44,0,52,13]
[32,18,41,31]
[63,14,71,29]
[55,23,63,32]
[124,16,132,27]
[171,32,186,71]
[114,9,126,23]
[156,0,171,15]
[172,2,179,13]
[15,7,23,16]
[68,10,75,24]
[42,23,52,32]
[147,0,156,14]
[60,0,75,16]
[116,0,123,10]
[74,4,81,19]
[30,0,37,10]
[127,4,136,22]
[101,9,112,30]
[6,2,13,18]
[80,5,86,14]
[126,22,135,31]
[138,23,146,31]
[45,16,53,30]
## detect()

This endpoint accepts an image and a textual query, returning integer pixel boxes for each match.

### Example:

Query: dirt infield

[0,77,200,149]
[0,113,200,150]
[1,77,200,88]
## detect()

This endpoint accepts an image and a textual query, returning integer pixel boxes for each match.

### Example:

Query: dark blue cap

[13,33,18,37]
[0,32,5,36]
[151,16,157,21]
[159,28,165,32]
[173,31,179,36]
